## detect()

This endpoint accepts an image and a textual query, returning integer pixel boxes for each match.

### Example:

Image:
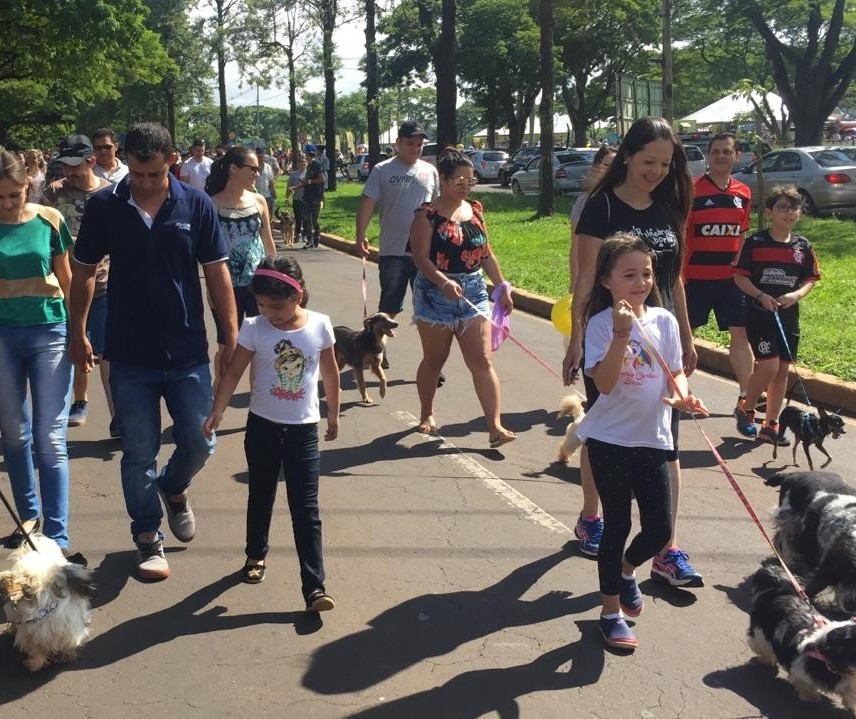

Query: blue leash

[772,308,813,408]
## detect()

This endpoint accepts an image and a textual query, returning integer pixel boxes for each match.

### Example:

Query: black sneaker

[306,589,335,612]
[68,400,88,427]
[109,417,121,439]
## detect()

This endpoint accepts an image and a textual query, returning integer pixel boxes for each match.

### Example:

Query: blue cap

[304,143,317,154]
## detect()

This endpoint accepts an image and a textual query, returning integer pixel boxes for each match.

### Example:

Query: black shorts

[685,279,746,331]
[746,307,799,362]
[583,357,680,462]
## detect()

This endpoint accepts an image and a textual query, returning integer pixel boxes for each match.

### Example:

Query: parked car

[498,146,566,187]
[345,152,390,181]
[510,150,596,196]
[421,142,439,165]
[684,144,707,179]
[737,146,856,214]
[469,150,508,182]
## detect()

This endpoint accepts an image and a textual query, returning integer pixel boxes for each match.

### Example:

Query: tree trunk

[322,0,337,191]
[166,85,176,141]
[215,0,229,146]
[288,48,298,169]
[365,0,381,165]
[434,0,457,148]
[537,0,554,218]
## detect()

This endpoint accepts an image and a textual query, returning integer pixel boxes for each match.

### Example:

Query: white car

[346,153,389,181]
[510,150,596,195]
[684,144,707,179]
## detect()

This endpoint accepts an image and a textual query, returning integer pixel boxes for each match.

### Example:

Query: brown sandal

[241,560,266,584]
[489,431,516,449]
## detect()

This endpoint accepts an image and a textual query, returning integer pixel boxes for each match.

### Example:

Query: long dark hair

[590,117,692,287]
[583,233,662,324]
[205,146,253,196]
[251,254,309,307]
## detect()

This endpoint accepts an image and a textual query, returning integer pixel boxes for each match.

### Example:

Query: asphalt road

[2,245,854,718]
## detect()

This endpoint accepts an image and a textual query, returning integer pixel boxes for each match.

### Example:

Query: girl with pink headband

[204,254,340,611]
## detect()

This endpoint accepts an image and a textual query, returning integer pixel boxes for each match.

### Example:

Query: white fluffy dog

[557,394,586,462]
[0,533,95,671]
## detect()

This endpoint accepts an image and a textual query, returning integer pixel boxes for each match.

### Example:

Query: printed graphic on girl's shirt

[622,339,656,386]
[271,338,307,400]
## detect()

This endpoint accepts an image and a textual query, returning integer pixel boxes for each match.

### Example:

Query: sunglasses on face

[452,176,478,187]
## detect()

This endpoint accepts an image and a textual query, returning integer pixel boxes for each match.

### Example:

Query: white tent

[473,113,575,140]
[680,91,787,126]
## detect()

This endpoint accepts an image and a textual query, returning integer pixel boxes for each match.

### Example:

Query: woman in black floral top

[409,147,515,449]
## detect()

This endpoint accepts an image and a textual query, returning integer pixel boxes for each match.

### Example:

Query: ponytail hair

[205,146,253,196]
[436,146,473,179]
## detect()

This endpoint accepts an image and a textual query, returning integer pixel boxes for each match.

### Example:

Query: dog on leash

[0,534,96,671]
[557,394,586,462]
[747,557,856,715]
[774,405,846,470]
[333,312,399,404]
[767,470,856,614]
[274,207,295,246]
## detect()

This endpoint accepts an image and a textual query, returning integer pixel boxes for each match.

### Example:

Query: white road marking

[391,410,572,537]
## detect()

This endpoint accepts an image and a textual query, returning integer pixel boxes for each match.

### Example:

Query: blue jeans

[0,322,72,547]
[244,412,325,602]
[378,255,417,314]
[109,362,215,541]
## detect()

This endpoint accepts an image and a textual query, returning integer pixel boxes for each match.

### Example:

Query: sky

[217,24,367,109]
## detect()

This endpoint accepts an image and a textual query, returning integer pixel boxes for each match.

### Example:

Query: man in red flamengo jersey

[683,132,756,432]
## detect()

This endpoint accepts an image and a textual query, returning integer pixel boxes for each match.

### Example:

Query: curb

[316,232,856,418]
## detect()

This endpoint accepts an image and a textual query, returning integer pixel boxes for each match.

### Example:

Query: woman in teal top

[0,150,74,552]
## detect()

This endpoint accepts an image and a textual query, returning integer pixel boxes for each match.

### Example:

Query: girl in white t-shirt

[575,234,708,651]
[204,255,340,612]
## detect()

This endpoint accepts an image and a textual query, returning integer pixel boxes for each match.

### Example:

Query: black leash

[772,308,813,408]
[0,485,38,552]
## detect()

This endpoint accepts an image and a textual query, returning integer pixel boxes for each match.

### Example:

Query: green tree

[0,0,170,146]
[458,0,540,151]
[554,0,659,146]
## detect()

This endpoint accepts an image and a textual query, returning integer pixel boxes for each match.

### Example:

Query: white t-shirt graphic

[576,306,682,450]
[237,310,335,424]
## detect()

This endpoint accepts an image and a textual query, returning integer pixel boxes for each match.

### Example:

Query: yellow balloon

[551,293,573,336]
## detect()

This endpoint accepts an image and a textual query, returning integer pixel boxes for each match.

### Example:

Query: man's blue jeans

[109,362,215,541]
[0,322,72,547]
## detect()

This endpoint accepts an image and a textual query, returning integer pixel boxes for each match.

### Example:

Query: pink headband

[253,268,303,293]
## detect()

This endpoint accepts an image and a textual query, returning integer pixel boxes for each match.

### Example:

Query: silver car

[470,150,508,182]
[736,146,856,214]
[346,153,389,181]
[511,150,596,195]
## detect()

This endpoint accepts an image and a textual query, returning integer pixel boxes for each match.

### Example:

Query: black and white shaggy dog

[767,470,856,614]
[748,557,856,715]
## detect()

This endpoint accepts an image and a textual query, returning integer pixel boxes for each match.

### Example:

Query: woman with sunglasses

[409,147,516,449]
[206,147,276,387]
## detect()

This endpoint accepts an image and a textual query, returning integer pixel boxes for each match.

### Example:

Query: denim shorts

[87,294,107,356]
[378,255,417,314]
[412,271,489,330]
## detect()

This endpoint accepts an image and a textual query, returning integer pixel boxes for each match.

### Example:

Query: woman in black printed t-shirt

[561,117,703,590]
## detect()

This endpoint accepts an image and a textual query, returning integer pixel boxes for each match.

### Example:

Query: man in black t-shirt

[301,144,325,248]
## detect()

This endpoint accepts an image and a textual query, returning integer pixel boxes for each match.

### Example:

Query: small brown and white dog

[0,534,95,671]
[557,394,586,462]
[333,312,399,404]
[275,207,295,246]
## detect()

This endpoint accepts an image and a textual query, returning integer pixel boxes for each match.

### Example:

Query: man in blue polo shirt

[70,122,237,581]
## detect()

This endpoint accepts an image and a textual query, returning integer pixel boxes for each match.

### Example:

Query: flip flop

[417,418,438,435]
[489,431,517,449]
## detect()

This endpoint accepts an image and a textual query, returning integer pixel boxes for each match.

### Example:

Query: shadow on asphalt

[0,569,321,703]
[341,622,604,718]
[703,660,845,718]
[302,546,603,709]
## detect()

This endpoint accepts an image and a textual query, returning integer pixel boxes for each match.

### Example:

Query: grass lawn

[283,178,856,383]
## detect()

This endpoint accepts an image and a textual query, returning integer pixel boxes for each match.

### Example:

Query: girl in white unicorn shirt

[575,234,708,650]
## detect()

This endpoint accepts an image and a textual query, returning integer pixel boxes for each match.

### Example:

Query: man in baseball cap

[304,143,318,155]
[397,120,428,139]
[57,134,95,165]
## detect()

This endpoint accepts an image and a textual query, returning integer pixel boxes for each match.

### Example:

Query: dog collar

[12,600,60,625]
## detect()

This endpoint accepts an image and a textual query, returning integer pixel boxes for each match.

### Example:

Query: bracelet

[613,327,631,337]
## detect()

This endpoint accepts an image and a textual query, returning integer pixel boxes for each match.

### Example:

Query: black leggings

[292,199,305,239]
[588,438,672,596]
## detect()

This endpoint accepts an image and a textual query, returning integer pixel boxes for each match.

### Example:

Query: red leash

[631,317,809,602]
